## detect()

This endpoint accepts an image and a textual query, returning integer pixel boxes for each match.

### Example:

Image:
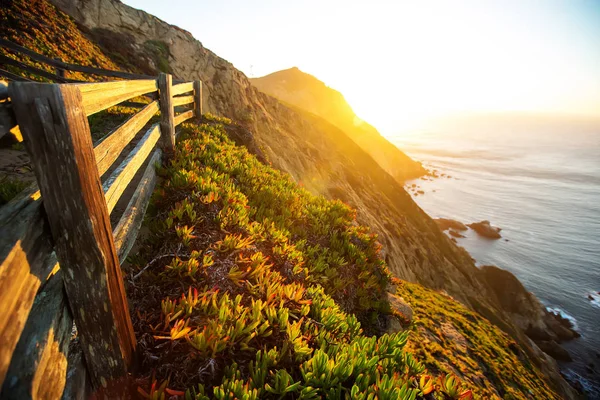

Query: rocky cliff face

[251,67,426,182]
[43,0,577,396]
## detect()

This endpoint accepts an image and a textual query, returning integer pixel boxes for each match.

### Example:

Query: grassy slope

[126,118,557,399]
[0,0,127,81]
[396,280,559,399]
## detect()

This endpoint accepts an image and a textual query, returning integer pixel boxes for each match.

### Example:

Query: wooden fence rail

[0,71,202,399]
[0,38,157,82]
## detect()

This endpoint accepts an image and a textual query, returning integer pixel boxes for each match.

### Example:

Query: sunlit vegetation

[0,2,565,396]
[0,0,132,82]
[129,117,475,398]
[396,279,560,399]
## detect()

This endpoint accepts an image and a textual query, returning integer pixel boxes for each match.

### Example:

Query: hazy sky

[123,0,600,133]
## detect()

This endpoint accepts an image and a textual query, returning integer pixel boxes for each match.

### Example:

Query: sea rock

[536,340,572,362]
[549,310,577,332]
[434,218,468,231]
[479,265,580,343]
[448,229,465,238]
[468,220,501,239]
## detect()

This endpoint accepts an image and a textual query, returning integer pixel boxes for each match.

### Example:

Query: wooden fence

[0,38,189,142]
[0,71,203,398]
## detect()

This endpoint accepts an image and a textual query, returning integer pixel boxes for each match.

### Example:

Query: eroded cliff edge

[34,0,580,396]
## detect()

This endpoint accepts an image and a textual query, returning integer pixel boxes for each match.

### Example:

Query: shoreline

[404,171,600,397]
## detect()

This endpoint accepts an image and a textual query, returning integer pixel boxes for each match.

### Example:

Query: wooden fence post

[193,80,203,120]
[9,82,136,390]
[54,57,66,79]
[158,73,175,152]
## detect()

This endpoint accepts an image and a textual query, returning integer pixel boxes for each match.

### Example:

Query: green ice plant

[134,120,476,399]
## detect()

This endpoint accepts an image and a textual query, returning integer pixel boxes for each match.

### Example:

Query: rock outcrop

[479,265,580,351]
[435,218,468,231]
[468,220,502,239]
[448,229,465,238]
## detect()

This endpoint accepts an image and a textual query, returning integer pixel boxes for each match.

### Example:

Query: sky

[122,0,600,134]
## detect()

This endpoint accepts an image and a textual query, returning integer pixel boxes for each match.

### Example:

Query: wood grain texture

[113,149,161,263]
[172,95,194,107]
[174,110,194,127]
[9,82,136,390]
[94,100,159,177]
[61,340,91,400]
[0,103,17,139]
[102,124,160,214]
[0,272,72,400]
[0,196,56,389]
[193,80,203,118]
[158,73,175,153]
[75,79,158,116]
[0,80,8,100]
[171,81,193,97]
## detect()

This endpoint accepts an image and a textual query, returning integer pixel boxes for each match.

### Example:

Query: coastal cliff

[251,67,426,182]
[0,0,581,397]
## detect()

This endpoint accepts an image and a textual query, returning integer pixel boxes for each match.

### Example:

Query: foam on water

[546,306,579,331]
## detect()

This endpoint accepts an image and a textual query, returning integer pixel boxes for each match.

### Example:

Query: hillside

[127,117,559,398]
[0,0,582,397]
[251,67,426,182]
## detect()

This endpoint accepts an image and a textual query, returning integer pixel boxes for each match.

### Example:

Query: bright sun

[290,1,600,135]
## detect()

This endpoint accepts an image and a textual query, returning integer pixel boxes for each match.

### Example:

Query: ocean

[390,115,600,396]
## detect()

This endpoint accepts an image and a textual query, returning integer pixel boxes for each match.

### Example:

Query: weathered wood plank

[103,124,160,214]
[174,110,194,127]
[158,73,175,153]
[75,79,158,116]
[0,80,8,100]
[114,149,161,263]
[193,80,203,119]
[94,100,159,177]
[0,103,17,140]
[0,196,56,389]
[0,271,72,400]
[171,81,193,97]
[54,58,66,80]
[9,82,136,390]
[172,95,194,107]
[0,54,80,83]
[61,340,91,400]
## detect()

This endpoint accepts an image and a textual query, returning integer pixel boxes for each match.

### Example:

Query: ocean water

[391,117,600,396]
